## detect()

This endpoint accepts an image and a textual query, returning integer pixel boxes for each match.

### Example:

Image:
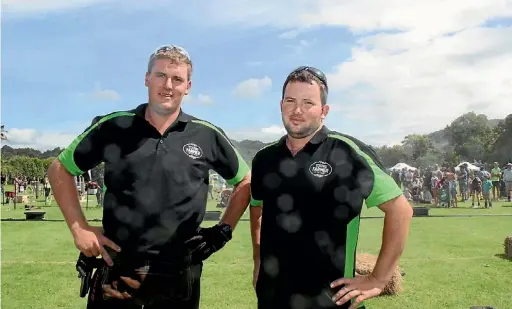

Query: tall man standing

[48,45,251,309]
[249,66,413,309]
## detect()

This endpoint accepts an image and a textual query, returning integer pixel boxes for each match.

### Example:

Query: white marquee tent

[455,162,480,171]
[389,163,417,171]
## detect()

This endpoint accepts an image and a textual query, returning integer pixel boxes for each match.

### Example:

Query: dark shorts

[492,181,500,188]
[87,256,202,309]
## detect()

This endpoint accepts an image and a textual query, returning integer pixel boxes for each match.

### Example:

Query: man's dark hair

[282,70,328,106]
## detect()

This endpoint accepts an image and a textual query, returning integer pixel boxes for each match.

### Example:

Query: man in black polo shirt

[249,66,413,309]
[47,45,251,309]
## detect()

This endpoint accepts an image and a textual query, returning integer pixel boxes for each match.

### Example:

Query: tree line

[1,112,511,178]
[373,112,512,168]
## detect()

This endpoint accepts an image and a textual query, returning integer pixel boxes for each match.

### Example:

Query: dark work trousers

[256,275,366,309]
[86,262,203,309]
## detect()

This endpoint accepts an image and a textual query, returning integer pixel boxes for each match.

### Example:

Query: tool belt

[76,250,194,306]
[76,252,104,298]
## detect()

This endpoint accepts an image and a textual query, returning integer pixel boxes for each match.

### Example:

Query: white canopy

[455,162,480,171]
[390,163,417,171]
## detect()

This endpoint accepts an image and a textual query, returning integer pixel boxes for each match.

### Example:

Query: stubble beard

[148,97,181,117]
[283,120,321,139]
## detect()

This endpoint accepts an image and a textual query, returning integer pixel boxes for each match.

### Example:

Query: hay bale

[355,253,403,296]
[504,235,512,258]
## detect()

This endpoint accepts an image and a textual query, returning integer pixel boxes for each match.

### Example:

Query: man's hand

[103,276,141,300]
[185,223,232,263]
[73,225,121,266]
[330,274,386,309]
[253,259,260,290]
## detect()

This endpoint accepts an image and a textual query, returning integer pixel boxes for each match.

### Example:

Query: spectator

[503,163,512,202]
[459,164,469,202]
[471,175,482,208]
[490,162,501,201]
[447,171,458,208]
[482,175,493,208]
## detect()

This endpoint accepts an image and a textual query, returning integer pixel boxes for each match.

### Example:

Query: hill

[427,118,502,150]
[0,140,269,166]
[1,113,506,166]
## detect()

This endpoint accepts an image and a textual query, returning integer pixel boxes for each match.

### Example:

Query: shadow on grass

[494,253,512,261]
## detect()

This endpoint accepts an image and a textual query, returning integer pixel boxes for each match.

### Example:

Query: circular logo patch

[183,143,203,159]
[309,161,332,178]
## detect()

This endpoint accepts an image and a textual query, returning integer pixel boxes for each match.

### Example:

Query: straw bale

[504,235,512,258]
[355,253,403,296]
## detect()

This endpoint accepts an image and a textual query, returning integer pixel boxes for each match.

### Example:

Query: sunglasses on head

[285,66,328,93]
[154,45,191,61]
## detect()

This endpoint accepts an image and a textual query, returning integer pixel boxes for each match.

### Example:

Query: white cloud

[1,0,112,15]
[279,30,300,39]
[232,76,272,99]
[229,125,286,142]
[195,0,512,145]
[325,25,512,145]
[183,94,214,105]
[4,128,76,150]
[287,39,312,54]
[246,61,264,67]
[92,88,121,101]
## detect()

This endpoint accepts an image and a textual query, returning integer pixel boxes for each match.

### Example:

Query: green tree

[489,114,512,163]
[374,144,407,167]
[445,112,492,161]
[401,134,436,165]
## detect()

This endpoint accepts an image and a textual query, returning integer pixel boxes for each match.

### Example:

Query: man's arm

[48,160,90,237]
[353,143,413,285]
[47,116,120,265]
[48,116,105,236]
[205,123,251,231]
[250,206,262,261]
[246,149,266,257]
[370,195,412,285]
[221,173,251,230]
[330,134,413,283]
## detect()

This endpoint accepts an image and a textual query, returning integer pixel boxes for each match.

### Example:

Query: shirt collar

[133,103,192,122]
[279,125,331,146]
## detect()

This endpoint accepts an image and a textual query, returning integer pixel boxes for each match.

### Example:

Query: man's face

[145,58,191,116]
[280,81,328,139]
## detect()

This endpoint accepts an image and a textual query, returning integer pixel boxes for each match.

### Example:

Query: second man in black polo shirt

[249,67,413,309]
[48,45,251,309]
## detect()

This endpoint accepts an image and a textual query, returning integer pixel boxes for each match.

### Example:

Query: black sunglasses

[284,66,328,93]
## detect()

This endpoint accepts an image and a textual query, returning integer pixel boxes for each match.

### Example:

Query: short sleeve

[57,116,105,176]
[329,134,403,208]
[208,126,250,186]
[249,152,264,207]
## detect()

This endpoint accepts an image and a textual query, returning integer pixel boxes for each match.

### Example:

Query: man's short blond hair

[147,45,193,80]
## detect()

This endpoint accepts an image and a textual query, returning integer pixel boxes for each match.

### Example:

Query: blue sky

[2,0,512,150]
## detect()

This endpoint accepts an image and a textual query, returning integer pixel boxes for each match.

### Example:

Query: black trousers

[86,263,203,309]
[256,277,366,309]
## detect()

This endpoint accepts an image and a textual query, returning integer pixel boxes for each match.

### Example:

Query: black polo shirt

[58,103,249,256]
[250,125,402,309]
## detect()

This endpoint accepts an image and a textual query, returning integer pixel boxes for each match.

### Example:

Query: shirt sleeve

[209,126,250,186]
[249,151,264,207]
[57,116,105,176]
[331,135,403,208]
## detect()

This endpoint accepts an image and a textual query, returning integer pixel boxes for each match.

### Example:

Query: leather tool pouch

[100,253,193,306]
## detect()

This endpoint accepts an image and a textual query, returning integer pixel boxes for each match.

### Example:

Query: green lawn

[1,194,512,309]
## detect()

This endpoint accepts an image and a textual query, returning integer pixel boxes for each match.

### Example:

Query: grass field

[1,193,512,309]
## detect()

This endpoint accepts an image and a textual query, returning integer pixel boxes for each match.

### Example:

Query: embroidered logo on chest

[183,143,203,159]
[309,161,332,178]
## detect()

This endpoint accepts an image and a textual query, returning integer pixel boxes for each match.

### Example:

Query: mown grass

[1,192,511,309]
